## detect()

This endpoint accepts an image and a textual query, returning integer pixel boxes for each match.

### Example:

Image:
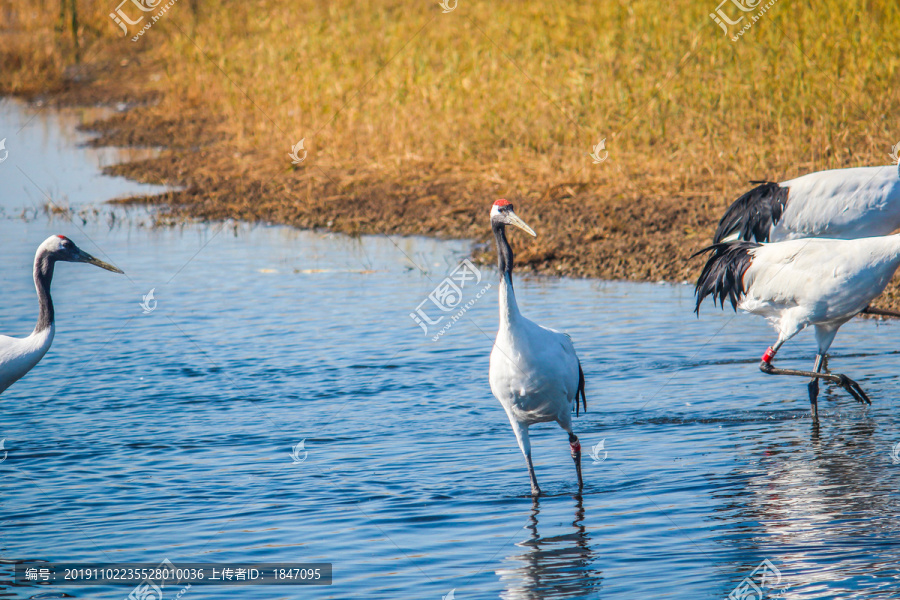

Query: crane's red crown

[493,199,512,209]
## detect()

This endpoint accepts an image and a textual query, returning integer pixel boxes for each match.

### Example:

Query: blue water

[1,98,900,599]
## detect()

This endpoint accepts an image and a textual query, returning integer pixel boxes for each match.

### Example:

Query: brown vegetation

[3,0,900,302]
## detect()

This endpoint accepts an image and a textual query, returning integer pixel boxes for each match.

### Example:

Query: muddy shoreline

[13,71,900,313]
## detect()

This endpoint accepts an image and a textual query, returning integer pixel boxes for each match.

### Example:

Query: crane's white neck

[33,249,55,334]
[498,271,521,325]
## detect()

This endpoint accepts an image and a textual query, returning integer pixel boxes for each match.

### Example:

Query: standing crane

[487,200,587,496]
[693,235,900,421]
[0,235,124,394]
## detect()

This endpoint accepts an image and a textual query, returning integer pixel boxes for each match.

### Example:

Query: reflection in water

[713,417,900,598]
[497,496,602,600]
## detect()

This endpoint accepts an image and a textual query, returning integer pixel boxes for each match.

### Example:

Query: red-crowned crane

[693,235,900,421]
[713,165,900,318]
[487,200,587,496]
[714,166,900,244]
[0,235,124,394]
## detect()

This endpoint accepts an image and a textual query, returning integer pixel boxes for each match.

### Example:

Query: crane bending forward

[693,235,900,421]
[487,200,587,496]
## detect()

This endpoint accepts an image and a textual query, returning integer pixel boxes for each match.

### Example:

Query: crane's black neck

[34,252,55,333]
[492,221,514,282]
[492,220,521,322]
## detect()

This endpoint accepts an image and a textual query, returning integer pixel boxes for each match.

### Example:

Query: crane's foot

[759,349,870,408]
[836,374,871,405]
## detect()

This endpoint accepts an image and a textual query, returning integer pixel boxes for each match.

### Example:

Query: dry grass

[3,0,900,287]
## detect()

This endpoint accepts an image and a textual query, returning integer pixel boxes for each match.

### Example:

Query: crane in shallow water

[693,234,900,421]
[487,200,587,496]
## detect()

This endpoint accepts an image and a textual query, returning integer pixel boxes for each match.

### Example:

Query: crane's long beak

[507,211,537,237]
[76,249,125,274]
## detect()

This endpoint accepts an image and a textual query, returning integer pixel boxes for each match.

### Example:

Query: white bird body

[0,327,54,394]
[695,234,900,419]
[715,166,900,244]
[0,235,123,396]
[739,236,900,335]
[486,199,585,496]
[490,287,580,429]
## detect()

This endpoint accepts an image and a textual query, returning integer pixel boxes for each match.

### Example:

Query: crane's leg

[525,454,541,497]
[508,417,541,496]
[861,305,900,319]
[807,354,825,422]
[569,432,583,492]
[759,342,870,411]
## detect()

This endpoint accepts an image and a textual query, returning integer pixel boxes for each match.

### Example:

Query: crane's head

[40,235,125,273]
[490,199,537,237]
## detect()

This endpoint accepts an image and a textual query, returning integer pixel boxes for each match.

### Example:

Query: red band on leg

[571,441,581,453]
[762,347,776,363]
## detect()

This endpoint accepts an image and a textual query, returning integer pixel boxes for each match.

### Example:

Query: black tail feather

[692,241,759,314]
[576,360,586,416]
[713,181,789,243]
